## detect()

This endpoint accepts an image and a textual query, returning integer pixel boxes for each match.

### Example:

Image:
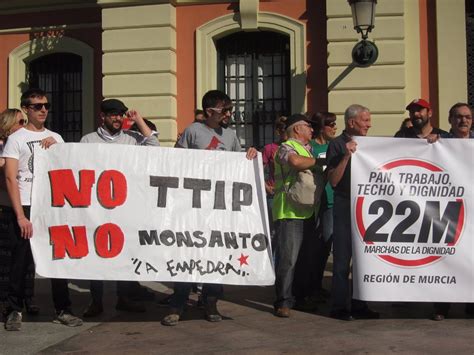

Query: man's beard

[104,121,122,134]
[411,117,427,129]
[219,120,229,129]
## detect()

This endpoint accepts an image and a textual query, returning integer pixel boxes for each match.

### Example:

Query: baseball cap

[406,99,431,111]
[284,113,311,129]
[101,99,128,115]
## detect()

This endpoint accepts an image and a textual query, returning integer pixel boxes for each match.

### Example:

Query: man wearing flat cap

[81,99,159,145]
[272,113,319,318]
[395,99,447,138]
[80,99,159,317]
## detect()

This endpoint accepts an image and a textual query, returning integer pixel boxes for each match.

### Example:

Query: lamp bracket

[352,39,378,67]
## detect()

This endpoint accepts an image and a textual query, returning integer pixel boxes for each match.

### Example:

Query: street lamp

[348,0,378,67]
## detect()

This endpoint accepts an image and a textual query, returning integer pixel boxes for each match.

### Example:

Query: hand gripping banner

[31,143,275,285]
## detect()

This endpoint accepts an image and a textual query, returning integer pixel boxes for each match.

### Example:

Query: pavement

[1,277,474,354]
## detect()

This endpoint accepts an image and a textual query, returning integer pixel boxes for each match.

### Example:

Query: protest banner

[351,137,473,302]
[30,143,275,286]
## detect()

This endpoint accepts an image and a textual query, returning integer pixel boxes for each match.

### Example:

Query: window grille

[217,31,291,149]
[27,53,83,142]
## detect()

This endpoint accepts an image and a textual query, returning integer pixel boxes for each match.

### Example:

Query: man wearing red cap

[394,99,447,138]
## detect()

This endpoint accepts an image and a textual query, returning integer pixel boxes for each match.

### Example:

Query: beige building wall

[327,0,417,136]
[102,3,177,146]
[436,0,467,131]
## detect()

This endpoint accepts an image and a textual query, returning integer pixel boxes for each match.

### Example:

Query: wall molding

[8,36,95,135]
[196,11,306,113]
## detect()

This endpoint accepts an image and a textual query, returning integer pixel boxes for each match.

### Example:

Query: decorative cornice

[0,0,98,15]
[0,23,101,35]
[0,0,236,13]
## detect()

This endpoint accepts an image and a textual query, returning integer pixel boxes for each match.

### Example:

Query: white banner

[351,137,473,302]
[31,143,275,286]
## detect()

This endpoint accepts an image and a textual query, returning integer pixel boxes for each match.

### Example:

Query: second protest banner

[351,137,473,302]
[31,143,275,285]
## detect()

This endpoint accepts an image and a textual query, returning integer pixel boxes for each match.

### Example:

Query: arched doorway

[8,36,94,139]
[27,53,83,142]
[216,31,291,149]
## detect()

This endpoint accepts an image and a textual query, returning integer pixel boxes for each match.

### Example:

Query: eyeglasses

[325,121,337,128]
[27,103,51,111]
[453,114,472,120]
[209,106,233,114]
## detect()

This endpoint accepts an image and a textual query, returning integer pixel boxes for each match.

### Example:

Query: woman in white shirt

[0,109,39,316]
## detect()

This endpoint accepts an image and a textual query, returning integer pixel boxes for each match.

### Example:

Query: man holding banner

[80,99,159,317]
[326,104,379,321]
[430,102,473,321]
[3,88,82,330]
[271,113,319,318]
[161,90,257,326]
[395,99,447,138]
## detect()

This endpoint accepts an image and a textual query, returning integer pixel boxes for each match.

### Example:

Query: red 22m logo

[355,159,465,267]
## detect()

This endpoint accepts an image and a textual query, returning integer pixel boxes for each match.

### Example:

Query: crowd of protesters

[0,87,472,331]
[268,99,473,322]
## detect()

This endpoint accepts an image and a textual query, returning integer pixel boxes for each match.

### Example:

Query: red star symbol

[237,253,249,266]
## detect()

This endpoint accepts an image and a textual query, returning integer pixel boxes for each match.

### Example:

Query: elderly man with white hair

[326,104,379,321]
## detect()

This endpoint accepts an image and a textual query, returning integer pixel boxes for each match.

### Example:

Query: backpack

[281,167,324,209]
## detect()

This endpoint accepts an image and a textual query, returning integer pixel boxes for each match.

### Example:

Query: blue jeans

[89,281,135,303]
[331,195,367,313]
[313,207,333,292]
[274,218,312,309]
[170,282,223,311]
[321,207,333,242]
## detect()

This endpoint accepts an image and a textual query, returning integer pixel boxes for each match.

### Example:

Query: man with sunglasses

[80,99,159,318]
[3,88,82,330]
[80,99,159,146]
[162,90,257,326]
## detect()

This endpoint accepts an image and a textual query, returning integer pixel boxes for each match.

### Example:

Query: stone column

[102,3,177,145]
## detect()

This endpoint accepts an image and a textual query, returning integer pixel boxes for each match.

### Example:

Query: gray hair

[344,104,370,125]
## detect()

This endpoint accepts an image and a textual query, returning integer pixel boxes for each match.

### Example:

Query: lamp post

[348,0,378,67]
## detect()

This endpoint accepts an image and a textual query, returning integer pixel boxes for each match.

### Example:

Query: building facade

[0,0,470,146]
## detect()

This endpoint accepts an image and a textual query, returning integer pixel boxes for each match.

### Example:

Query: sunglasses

[27,103,51,111]
[209,106,233,114]
[106,112,126,118]
[325,121,337,128]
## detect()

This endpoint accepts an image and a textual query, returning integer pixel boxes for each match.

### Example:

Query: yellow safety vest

[272,139,315,221]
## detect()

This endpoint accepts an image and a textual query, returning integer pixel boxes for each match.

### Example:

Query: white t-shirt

[0,143,11,207]
[2,127,64,206]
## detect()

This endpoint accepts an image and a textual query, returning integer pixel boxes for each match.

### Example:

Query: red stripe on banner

[379,255,441,266]
[356,196,370,242]
[380,159,442,172]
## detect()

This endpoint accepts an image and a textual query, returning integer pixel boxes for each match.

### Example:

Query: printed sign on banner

[30,143,275,286]
[351,137,473,302]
